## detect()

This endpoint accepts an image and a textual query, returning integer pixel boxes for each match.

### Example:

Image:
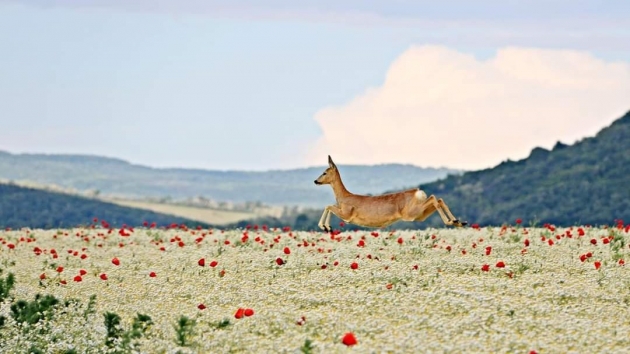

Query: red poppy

[496,261,506,268]
[283,247,291,255]
[198,258,205,267]
[516,218,522,224]
[198,304,206,310]
[100,273,108,280]
[594,261,601,270]
[149,272,157,277]
[342,332,358,346]
[276,258,285,266]
[112,257,120,266]
[209,261,218,268]
[386,283,393,290]
[56,266,64,273]
[397,237,403,244]
[244,308,254,317]
[590,239,597,245]
[524,239,530,247]
[481,264,490,272]
[235,308,245,319]
[39,273,46,280]
[79,269,87,276]
[350,262,359,270]
[485,246,492,256]
[619,259,625,266]
[73,275,82,282]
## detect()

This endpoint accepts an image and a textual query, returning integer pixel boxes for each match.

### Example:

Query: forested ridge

[0,183,212,229]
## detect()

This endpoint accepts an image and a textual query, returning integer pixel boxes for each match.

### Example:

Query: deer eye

[322,172,326,175]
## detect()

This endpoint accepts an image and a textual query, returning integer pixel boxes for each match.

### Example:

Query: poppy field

[0,220,629,353]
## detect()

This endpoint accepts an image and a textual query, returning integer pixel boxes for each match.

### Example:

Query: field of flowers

[0,220,629,353]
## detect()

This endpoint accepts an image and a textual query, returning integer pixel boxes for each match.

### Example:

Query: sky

[1,1,629,171]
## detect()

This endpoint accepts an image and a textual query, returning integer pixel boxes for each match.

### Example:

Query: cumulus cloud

[306,45,630,170]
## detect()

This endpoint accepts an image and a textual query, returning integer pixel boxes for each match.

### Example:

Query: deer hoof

[453,219,468,227]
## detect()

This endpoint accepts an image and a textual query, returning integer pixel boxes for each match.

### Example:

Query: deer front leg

[318,209,330,232]
[438,198,467,227]
[322,205,353,232]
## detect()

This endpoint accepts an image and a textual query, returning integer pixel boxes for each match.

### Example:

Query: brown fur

[314,156,467,231]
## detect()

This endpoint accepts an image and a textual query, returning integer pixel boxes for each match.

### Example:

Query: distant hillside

[228,110,630,230]
[0,153,461,207]
[0,183,213,229]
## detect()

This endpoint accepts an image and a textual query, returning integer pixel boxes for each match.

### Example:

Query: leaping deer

[314,156,467,232]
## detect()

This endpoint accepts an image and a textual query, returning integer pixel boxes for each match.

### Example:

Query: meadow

[0,220,628,353]
[105,198,259,226]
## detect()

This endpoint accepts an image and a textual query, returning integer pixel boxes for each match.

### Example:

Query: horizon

[0,148,462,172]
[1,1,629,171]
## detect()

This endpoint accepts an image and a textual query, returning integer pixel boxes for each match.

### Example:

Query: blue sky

[1,1,629,171]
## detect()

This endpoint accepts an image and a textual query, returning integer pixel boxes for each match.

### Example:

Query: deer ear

[328,155,336,168]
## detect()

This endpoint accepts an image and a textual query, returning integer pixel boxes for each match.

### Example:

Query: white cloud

[306,45,630,170]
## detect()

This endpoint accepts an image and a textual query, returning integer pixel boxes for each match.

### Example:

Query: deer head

[314,155,337,185]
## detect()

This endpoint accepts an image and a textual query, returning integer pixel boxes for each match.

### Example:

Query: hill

[0,183,213,229]
[228,110,630,230]
[0,152,460,207]
[413,110,630,227]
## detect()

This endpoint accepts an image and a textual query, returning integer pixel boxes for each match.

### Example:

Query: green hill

[415,110,630,227]
[0,183,213,229]
[229,110,630,230]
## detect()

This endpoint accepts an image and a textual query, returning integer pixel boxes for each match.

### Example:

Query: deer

[313,155,467,232]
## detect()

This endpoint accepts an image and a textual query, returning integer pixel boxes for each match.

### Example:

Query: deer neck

[330,170,351,203]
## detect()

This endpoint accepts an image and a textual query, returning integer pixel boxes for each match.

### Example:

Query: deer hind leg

[404,195,453,225]
[437,198,467,227]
